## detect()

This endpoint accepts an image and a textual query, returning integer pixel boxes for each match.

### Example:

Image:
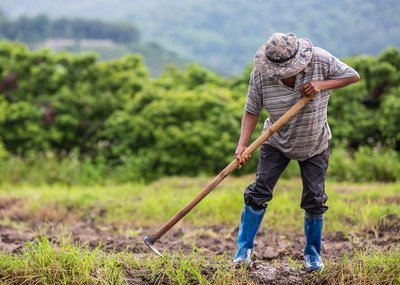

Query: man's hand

[235,110,259,168]
[300,81,324,98]
[235,145,250,167]
[300,76,361,98]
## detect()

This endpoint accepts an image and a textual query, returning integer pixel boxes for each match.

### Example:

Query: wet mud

[0,197,398,284]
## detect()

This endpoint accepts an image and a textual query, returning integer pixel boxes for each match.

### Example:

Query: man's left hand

[300,81,324,98]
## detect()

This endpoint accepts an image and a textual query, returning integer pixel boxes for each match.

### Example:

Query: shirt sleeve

[324,51,359,79]
[244,68,263,115]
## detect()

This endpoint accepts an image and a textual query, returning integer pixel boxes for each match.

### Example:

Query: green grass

[0,230,252,285]
[0,231,125,285]
[0,177,398,234]
[0,177,399,284]
[309,248,400,285]
[0,232,398,285]
[123,247,252,285]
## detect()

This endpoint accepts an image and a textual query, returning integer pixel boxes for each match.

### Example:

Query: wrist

[237,138,249,147]
[319,81,328,92]
[237,144,247,149]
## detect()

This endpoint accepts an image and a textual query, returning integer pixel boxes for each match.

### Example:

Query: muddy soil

[0,218,398,285]
[0,195,398,284]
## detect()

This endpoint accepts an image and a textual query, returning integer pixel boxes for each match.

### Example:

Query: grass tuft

[306,247,400,285]
[122,246,252,285]
[0,230,399,284]
[0,230,125,285]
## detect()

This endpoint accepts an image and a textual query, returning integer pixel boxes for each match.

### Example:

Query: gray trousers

[244,143,329,215]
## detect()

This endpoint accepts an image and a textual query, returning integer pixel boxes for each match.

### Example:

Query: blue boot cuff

[244,204,266,215]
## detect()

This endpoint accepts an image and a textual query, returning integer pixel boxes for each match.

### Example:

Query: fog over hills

[1,0,399,74]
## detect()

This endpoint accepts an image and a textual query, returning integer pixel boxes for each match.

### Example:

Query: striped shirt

[245,47,359,161]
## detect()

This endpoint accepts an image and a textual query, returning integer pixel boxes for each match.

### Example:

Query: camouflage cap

[254,32,313,80]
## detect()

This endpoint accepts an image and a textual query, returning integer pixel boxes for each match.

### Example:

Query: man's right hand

[235,110,259,167]
[235,145,251,166]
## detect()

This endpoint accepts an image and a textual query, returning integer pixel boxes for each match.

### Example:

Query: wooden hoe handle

[145,96,312,246]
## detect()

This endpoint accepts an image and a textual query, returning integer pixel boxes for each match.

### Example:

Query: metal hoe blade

[144,236,162,257]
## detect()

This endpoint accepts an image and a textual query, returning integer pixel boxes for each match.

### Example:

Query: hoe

[144,96,312,256]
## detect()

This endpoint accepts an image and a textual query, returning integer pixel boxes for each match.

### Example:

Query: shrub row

[0,42,399,182]
[0,146,398,185]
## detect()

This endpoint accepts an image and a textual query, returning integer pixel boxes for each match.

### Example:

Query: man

[233,32,360,271]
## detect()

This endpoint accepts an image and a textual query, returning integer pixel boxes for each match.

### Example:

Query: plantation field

[0,176,398,284]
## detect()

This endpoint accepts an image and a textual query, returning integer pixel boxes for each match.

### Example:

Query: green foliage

[328,146,355,182]
[0,141,8,159]
[0,152,109,185]
[353,147,400,182]
[1,145,398,186]
[102,86,240,179]
[329,48,400,150]
[328,83,376,147]
[378,46,400,72]
[0,42,149,156]
[379,88,400,142]
[0,99,47,153]
[0,42,399,183]
[329,146,400,182]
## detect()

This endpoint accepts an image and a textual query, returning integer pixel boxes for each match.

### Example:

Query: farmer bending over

[234,32,360,271]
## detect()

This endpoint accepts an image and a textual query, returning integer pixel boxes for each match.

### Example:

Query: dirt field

[0,215,398,285]
[0,180,398,285]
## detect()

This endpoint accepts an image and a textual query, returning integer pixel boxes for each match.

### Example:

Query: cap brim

[254,38,313,80]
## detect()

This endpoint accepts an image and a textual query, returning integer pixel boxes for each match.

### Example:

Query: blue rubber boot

[304,212,324,271]
[234,205,265,266]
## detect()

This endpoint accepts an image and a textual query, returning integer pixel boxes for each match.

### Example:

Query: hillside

[0,12,187,75]
[1,0,399,74]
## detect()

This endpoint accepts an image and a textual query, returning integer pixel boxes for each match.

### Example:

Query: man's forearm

[320,75,360,91]
[238,111,259,146]
[301,75,360,97]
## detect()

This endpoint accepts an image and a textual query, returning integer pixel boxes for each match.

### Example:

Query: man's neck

[281,76,296,88]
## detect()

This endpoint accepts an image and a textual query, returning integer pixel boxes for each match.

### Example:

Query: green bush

[328,146,355,181]
[0,151,109,186]
[378,88,400,142]
[0,145,399,186]
[328,146,400,182]
[101,86,243,179]
[352,146,400,182]
[0,42,399,183]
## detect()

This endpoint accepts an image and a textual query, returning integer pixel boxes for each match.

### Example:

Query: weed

[0,231,125,284]
[308,248,400,285]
